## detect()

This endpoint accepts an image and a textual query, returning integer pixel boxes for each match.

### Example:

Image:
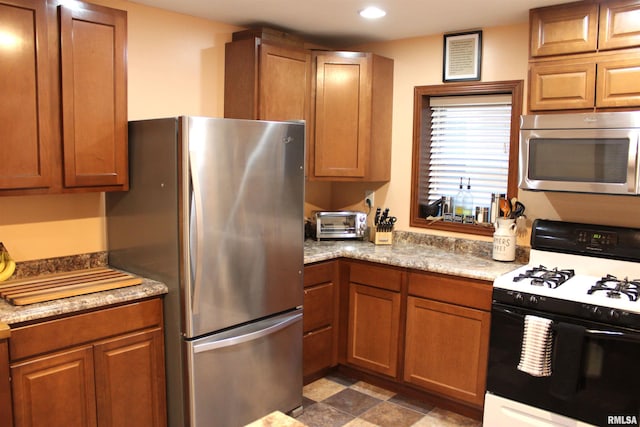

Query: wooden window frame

[410,80,524,237]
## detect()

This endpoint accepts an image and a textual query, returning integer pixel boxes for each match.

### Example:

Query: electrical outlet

[364,190,375,208]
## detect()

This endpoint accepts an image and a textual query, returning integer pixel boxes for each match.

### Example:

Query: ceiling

[130,0,573,47]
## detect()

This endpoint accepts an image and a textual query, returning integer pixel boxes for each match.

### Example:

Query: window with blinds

[420,94,512,210]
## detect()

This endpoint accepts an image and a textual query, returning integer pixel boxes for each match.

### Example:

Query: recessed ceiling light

[359,6,387,19]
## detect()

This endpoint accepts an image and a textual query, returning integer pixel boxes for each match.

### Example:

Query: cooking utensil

[374,207,381,225]
[513,201,526,218]
[499,198,511,218]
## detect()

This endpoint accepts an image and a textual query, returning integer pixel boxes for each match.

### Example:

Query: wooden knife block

[370,229,393,245]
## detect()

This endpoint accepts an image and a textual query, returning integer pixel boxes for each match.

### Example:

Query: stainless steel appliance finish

[106,116,305,427]
[485,220,640,427]
[312,210,367,240]
[519,112,640,195]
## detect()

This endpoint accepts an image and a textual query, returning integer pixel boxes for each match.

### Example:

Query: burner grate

[587,275,639,302]
[513,265,575,288]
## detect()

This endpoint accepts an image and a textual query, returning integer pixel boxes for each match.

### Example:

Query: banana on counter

[0,243,16,282]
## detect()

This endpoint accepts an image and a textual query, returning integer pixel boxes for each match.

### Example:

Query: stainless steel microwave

[519,112,640,195]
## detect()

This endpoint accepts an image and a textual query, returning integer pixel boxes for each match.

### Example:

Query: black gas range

[485,219,640,427]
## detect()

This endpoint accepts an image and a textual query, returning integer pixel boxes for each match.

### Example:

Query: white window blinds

[421,94,512,210]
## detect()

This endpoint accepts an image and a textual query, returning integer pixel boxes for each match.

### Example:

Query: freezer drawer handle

[193,312,302,353]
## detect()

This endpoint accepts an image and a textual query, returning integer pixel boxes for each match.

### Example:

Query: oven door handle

[492,305,640,344]
[582,328,640,344]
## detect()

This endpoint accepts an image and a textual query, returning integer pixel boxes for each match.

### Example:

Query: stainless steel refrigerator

[106,116,305,427]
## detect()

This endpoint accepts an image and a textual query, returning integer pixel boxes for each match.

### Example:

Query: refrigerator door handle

[189,167,205,314]
[193,312,302,353]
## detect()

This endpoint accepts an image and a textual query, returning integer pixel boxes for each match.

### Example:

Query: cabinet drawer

[10,298,163,361]
[303,326,334,377]
[303,282,334,332]
[408,272,491,311]
[304,261,335,287]
[349,262,402,292]
[529,61,596,110]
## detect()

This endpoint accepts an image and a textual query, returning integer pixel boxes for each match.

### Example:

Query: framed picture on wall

[443,30,482,82]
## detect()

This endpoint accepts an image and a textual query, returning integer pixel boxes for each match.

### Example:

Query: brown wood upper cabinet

[224,36,311,122]
[0,0,128,195]
[530,0,640,57]
[310,52,393,181]
[528,0,640,111]
[59,2,128,190]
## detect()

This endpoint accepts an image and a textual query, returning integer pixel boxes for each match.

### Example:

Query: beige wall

[2,4,639,261]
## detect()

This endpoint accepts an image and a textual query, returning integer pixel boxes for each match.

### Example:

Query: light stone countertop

[0,232,525,326]
[304,233,526,282]
[0,277,167,326]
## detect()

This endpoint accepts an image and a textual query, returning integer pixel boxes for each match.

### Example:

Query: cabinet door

[529,61,596,110]
[224,39,310,123]
[11,346,97,427]
[0,0,53,190]
[596,55,640,108]
[59,2,128,189]
[404,296,490,407]
[93,328,167,427]
[347,283,400,377]
[598,0,640,51]
[530,2,598,57]
[313,54,370,178]
[259,43,310,122]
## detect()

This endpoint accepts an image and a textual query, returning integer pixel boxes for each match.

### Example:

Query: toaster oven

[312,211,367,240]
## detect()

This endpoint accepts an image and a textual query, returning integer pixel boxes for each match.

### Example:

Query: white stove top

[494,249,640,315]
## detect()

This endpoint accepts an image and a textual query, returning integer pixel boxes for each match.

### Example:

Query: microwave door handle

[632,135,640,194]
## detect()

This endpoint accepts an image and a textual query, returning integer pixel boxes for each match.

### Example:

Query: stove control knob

[591,306,602,318]
[514,293,524,304]
[528,295,539,305]
[607,309,620,320]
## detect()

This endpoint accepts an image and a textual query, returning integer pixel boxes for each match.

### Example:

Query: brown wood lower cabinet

[9,298,166,427]
[303,261,339,382]
[346,262,402,378]
[347,283,401,377]
[403,271,492,407]
[404,296,490,406]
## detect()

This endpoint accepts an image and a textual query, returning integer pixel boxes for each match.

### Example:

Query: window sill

[410,217,494,237]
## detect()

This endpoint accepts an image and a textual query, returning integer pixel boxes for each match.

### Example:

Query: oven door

[485,302,640,427]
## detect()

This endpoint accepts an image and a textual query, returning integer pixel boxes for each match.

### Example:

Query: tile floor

[296,373,482,427]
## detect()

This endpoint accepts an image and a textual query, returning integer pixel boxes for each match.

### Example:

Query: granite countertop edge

[0,277,168,326]
[304,237,526,282]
